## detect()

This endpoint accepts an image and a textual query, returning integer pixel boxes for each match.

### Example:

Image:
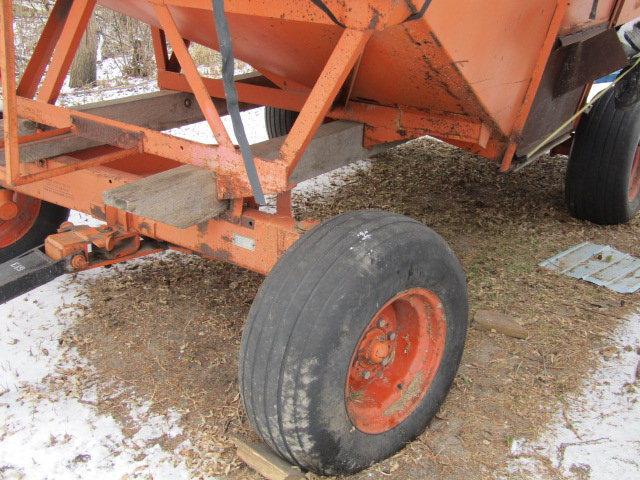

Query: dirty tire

[265,106,298,139]
[239,210,468,475]
[0,196,69,264]
[565,88,640,225]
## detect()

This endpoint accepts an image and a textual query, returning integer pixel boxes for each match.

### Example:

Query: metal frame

[0,0,635,274]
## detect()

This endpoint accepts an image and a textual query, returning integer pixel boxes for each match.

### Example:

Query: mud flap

[0,246,67,305]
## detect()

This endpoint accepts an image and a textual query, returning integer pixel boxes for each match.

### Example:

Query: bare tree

[69,17,98,88]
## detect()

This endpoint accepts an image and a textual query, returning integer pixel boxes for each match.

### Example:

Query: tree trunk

[69,18,97,88]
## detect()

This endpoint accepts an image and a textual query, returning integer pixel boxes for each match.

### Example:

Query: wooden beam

[0,90,252,165]
[251,120,385,184]
[103,165,227,228]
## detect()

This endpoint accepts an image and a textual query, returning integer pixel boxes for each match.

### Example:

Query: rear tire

[265,106,298,139]
[239,210,468,475]
[0,192,69,264]
[565,88,640,224]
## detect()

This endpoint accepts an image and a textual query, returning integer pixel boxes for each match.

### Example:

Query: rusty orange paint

[2,0,640,277]
[500,0,570,172]
[346,288,447,434]
[278,29,372,175]
[0,191,41,248]
[153,3,235,152]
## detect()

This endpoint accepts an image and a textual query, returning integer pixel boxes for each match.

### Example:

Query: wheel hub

[0,199,19,221]
[0,191,41,248]
[346,288,447,434]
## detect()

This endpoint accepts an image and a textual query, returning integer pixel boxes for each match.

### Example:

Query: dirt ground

[62,138,640,479]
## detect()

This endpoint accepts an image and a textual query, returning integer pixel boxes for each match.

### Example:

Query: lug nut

[378,319,387,328]
[362,371,371,380]
[388,332,396,340]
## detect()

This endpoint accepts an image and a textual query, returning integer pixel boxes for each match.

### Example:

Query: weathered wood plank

[103,165,227,228]
[103,121,385,229]
[251,120,382,184]
[233,436,305,480]
[1,90,212,165]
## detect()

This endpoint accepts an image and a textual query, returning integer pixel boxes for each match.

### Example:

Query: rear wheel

[0,190,69,263]
[239,210,468,475]
[565,88,640,224]
[264,106,298,139]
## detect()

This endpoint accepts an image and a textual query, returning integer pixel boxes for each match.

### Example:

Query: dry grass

[64,137,640,479]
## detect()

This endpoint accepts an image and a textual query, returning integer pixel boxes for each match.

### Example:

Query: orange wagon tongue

[346,288,447,435]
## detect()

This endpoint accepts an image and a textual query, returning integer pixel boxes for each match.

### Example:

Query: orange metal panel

[279,29,372,175]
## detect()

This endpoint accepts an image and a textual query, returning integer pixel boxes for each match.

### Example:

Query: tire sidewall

[610,107,640,218]
[283,225,468,474]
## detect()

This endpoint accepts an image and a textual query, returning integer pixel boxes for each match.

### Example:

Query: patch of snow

[0,260,192,479]
[505,312,640,479]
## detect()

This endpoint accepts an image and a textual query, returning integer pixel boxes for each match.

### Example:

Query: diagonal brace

[153,4,235,154]
[279,29,372,177]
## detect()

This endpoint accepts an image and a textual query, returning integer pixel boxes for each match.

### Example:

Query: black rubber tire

[265,106,298,139]
[239,210,468,475]
[0,198,69,264]
[565,88,640,225]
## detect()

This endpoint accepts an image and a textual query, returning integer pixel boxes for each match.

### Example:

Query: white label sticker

[232,234,256,251]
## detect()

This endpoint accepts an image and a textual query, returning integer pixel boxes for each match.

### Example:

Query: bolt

[388,332,396,341]
[70,254,89,270]
[362,371,371,380]
[378,319,387,328]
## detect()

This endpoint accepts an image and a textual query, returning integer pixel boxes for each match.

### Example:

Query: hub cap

[0,192,41,248]
[629,147,640,202]
[346,288,447,434]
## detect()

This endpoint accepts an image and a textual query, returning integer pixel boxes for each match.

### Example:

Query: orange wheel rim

[629,147,640,202]
[0,192,41,249]
[345,288,447,434]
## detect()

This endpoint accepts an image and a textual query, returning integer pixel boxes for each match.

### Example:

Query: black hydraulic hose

[212,0,266,205]
[405,0,433,21]
[311,0,346,27]
[311,0,431,25]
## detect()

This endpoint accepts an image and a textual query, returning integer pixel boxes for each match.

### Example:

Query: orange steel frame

[0,0,625,274]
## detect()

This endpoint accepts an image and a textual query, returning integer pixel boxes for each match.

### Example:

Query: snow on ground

[505,312,640,479]
[0,256,192,480]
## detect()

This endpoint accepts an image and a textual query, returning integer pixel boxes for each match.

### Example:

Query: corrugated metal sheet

[540,242,640,294]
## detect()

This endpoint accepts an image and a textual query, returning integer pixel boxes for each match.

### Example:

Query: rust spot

[197,243,232,262]
[383,372,424,417]
[197,220,209,235]
[90,205,106,220]
[138,222,152,234]
[54,0,74,22]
